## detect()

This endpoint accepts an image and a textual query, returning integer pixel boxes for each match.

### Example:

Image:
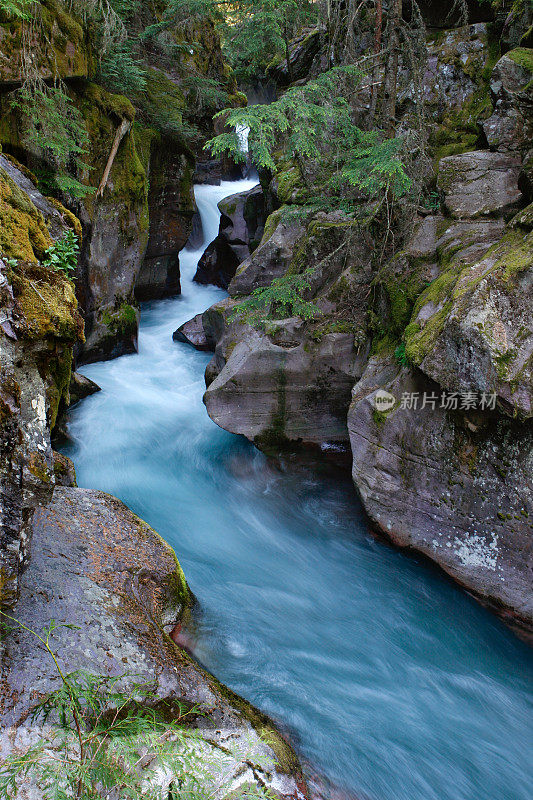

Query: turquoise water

[63,180,533,800]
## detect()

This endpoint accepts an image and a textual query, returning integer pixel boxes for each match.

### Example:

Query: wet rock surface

[173,313,213,351]
[194,185,266,289]
[0,486,310,799]
[348,355,533,637]
[68,371,101,406]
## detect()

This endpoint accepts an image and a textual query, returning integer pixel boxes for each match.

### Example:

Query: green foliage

[0,613,277,800]
[142,0,219,38]
[0,0,30,19]
[221,0,318,82]
[230,268,322,326]
[98,41,146,96]
[180,75,227,114]
[207,66,411,204]
[42,230,79,277]
[394,342,410,367]
[11,82,92,199]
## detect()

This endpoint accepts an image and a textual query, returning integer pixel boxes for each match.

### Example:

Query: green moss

[506,46,533,72]
[431,30,500,164]
[45,197,83,242]
[78,84,149,240]
[9,260,83,342]
[275,164,306,204]
[101,303,138,338]
[260,208,284,245]
[0,167,53,261]
[404,230,532,364]
[372,408,388,427]
[47,346,74,429]
[404,302,452,364]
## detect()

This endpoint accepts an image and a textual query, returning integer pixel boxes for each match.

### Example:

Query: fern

[0,0,30,19]
[0,613,278,800]
[207,66,411,204]
[230,268,322,326]
[98,41,146,95]
[11,82,92,199]
[42,230,80,277]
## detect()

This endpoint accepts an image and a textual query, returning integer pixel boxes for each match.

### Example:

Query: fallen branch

[96,118,132,200]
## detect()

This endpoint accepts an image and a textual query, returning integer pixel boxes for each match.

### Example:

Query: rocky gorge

[194,6,533,637]
[0,0,532,798]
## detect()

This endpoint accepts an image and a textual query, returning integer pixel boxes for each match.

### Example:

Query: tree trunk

[96,118,132,200]
[370,0,383,120]
[383,0,402,137]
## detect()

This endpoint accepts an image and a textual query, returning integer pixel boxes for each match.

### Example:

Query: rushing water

[62,178,533,800]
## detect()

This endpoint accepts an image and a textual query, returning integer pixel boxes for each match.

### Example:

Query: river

[62,177,533,800]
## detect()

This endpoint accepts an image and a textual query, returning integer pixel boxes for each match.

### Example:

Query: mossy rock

[45,197,82,243]
[0,166,52,261]
[0,0,89,85]
[506,46,533,72]
[101,302,138,339]
[77,83,148,235]
[8,259,84,343]
[405,229,533,365]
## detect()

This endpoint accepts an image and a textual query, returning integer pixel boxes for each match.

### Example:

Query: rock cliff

[0,0,239,362]
[197,11,533,633]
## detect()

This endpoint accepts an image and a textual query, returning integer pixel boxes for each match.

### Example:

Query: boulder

[0,486,309,799]
[202,208,373,451]
[204,323,363,451]
[194,185,265,289]
[267,27,324,86]
[405,226,533,417]
[483,49,533,154]
[68,371,101,406]
[348,355,533,637]
[173,313,213,351]
[438,151,523,218]
[228,207,311,297]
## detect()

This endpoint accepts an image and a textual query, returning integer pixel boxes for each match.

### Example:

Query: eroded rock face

[135,148,195,301]
[438,151,523,218]
[0,171,83,604]
[204,318,363,451]
[0,487,309,800]
[194,185,265,289]
[203,208,373,450]
[173,313,213,351]
[348,356,533,636]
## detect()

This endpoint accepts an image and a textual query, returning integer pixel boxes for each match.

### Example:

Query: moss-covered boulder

[203,208,373,451]
[405,226,533,416]
[483,48,533,154]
